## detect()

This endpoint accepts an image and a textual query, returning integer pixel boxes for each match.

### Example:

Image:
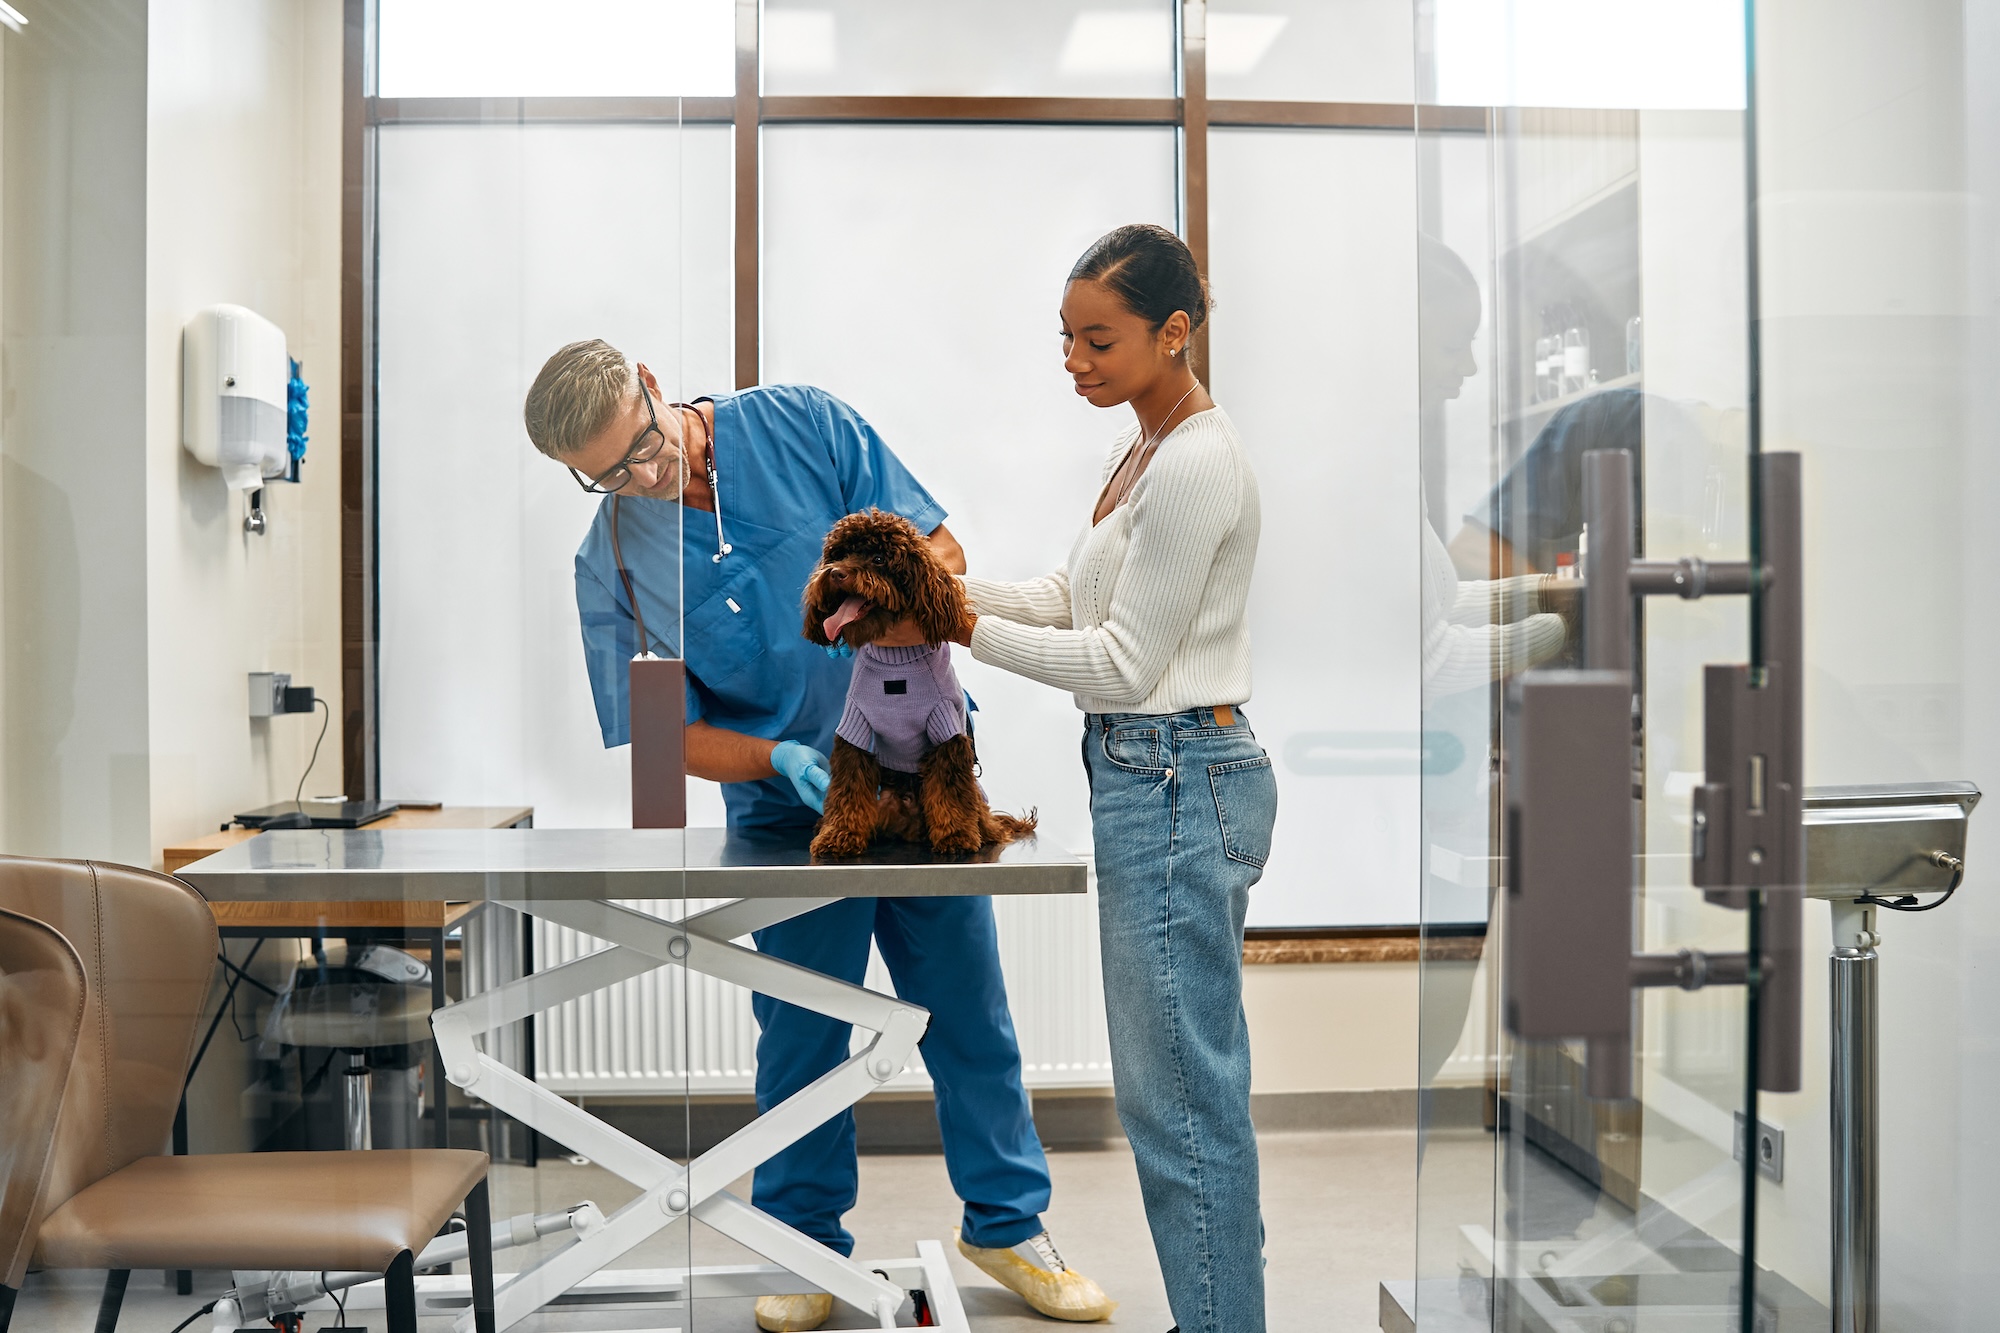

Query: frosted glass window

[375,123,732,827]
[1206,0,1414,104]
[1208,128,1423,926]
[763,124,1177,860]
[762,1,1174,97]
[378,0,735,97]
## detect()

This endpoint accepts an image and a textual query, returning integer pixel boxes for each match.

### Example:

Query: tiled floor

[9,1128,1425,1333]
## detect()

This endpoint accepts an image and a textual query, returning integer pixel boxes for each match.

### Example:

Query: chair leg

[1,1282,18,1333]
[94,1269,129,1333]
[384,1250,418,1333]
[465,1178,496,1333]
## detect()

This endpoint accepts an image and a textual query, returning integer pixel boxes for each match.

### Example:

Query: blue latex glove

[771,740,832,813]
[824,639,854,659]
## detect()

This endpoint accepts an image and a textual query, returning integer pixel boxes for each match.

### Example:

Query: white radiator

[475,882,1114,1097]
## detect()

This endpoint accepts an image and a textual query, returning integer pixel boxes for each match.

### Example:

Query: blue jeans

[750,896,1051,1256]
[1085,707,1277,1333]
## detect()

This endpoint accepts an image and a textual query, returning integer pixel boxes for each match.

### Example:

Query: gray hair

[523,338,633,459]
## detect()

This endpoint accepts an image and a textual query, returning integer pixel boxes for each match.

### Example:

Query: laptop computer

[234,800,400,830]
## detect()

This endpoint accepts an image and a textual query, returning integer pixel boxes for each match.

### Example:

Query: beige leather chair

[0,907,88,1332]
[0,856,495,1333]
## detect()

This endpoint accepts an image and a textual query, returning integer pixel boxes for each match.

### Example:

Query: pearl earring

[1170,347,1180,357]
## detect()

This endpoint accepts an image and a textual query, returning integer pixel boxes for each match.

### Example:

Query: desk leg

[432,926,450,1148]
[172,1101,192,1294]
[520,920,537,1167]
[429,898,927,1332]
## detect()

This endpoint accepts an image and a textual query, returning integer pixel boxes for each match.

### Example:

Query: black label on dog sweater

[883,679,908,695]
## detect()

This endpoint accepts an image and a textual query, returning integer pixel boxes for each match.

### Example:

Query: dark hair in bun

[1068,223,1211,334]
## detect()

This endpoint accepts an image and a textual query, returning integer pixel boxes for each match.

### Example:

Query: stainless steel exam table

[180,826,1086,1333]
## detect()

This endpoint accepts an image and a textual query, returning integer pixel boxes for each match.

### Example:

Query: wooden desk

[165,804,533,874]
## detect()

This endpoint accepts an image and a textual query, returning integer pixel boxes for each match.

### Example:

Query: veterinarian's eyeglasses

[570,380,668,495]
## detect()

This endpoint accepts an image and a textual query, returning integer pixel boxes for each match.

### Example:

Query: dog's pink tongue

[823,595,871,642]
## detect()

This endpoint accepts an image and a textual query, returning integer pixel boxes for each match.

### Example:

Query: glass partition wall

[370,13,698,1323]
[1412,2,2000,1330]
[1410,6,1769,1330]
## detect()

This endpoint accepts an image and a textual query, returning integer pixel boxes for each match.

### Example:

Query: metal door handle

[1506,449,1804,1099]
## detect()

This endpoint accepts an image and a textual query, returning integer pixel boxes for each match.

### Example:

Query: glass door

[1411,3,1998,1330]
[1411,4,1779,1328]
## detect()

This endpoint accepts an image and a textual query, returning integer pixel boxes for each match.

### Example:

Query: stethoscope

[609,401,733,658]
[674,400,733,564]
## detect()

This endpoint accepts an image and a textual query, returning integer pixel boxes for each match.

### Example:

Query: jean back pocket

[1209,755,1277,867]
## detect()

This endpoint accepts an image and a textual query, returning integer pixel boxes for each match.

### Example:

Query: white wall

[144,0,346,861]
[1246,962,1423,1094]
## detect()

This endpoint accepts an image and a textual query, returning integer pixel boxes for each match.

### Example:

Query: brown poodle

[802,509,1036,858]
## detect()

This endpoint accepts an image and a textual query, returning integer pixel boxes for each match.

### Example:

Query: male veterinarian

[523,341,1113,1332]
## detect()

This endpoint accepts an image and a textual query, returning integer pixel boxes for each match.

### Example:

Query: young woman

[953,224,1276,1333]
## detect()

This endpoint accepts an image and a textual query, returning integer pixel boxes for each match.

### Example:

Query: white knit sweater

[966,407,1260,716]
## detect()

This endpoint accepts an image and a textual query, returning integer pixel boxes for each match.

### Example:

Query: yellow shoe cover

[755,1292,834,1332]
[955,1229,1117,1322]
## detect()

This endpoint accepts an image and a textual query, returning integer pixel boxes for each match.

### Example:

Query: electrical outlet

[1733,1111,1785,1183]
[248,671,291,718]
[249,673,316,717]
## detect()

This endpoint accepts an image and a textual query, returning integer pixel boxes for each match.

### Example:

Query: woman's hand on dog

[868,610,976,649]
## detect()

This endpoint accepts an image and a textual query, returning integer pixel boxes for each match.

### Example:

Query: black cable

[165,1300,216,1333]
[1860,852,1965,913]
[294,696,332,816]
[325,1270,348,1328]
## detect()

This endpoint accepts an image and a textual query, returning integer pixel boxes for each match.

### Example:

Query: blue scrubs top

[575,385,947,831]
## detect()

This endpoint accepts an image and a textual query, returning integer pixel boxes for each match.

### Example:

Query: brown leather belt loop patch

[1214,704,1236,727]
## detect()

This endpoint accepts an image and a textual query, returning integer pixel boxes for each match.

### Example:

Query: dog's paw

[928,826,982,857]
[810,826,870,860]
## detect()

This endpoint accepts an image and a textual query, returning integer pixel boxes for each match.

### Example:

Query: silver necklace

[1111,379,1203,510]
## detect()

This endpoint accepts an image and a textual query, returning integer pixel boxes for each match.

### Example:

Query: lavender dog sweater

[835,643,969,773]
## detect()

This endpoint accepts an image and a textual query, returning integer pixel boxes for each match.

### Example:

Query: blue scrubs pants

[750,895,1051,1256]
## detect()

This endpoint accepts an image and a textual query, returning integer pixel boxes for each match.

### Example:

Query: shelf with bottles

[1505,370,1641,427]
[1502,171,1643,439]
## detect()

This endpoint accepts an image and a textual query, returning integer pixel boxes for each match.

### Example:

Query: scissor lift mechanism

[231,891,971,1333]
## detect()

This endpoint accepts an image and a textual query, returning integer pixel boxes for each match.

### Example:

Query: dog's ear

[802,525,841,645]
[802,587,832,646]
[906,538,970,646]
